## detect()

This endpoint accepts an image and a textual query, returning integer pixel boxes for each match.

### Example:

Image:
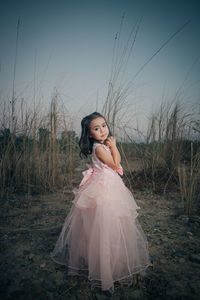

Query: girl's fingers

[107,136,115,142]
[106,136,116,147]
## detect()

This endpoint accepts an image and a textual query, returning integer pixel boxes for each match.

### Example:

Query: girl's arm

[95,137,121,170]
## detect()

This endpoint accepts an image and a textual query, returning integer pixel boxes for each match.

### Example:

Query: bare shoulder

[95,144,111,160]
[95,144,107,154]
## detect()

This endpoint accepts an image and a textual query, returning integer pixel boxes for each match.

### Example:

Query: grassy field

[1,97,199,215]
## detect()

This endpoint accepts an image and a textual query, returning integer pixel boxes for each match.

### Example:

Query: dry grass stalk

[178,142,200,216]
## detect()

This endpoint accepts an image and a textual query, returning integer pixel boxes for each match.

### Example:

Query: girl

[50,112,150,293]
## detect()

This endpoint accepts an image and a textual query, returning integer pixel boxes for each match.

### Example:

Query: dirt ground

[0,169,200,300]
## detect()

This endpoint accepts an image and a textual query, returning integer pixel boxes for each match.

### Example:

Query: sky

[0,0,200,137]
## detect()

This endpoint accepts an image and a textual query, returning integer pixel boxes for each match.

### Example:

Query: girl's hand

[105,136,116,148]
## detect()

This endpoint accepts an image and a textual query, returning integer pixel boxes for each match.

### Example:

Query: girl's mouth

[101,133,107,138]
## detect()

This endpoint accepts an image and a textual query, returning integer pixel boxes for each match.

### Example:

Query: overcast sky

[0,0,200,136]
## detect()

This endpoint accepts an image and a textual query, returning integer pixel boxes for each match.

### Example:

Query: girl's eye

[103,124,107,128]
[95,128,99,131]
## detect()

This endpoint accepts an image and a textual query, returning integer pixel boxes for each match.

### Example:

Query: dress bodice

[92,142,111,170]
[91,142,123,176]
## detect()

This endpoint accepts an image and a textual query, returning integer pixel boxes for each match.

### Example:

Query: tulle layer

[74,168,140,217]
[50,168,150,291]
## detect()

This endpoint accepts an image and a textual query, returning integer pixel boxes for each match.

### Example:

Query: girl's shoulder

[93,142,110,153]
[93,142,103,151]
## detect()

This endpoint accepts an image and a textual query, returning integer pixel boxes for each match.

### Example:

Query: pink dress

[50,142,150,292]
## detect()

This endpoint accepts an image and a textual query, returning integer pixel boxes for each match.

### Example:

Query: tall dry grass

[178,142,200,216]
[122,100,200,214]
[141,101,189,192]
[0,92,79,199]
[1,95,199,215]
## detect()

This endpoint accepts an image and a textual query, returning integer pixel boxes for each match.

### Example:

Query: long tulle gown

[50,142,150,292]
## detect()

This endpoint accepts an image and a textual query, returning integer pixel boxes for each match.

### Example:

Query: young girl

[50,112,150,293]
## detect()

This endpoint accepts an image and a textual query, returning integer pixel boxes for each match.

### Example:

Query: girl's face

[89,117,109,143]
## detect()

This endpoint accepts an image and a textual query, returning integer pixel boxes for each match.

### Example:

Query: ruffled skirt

[50,168,150,292]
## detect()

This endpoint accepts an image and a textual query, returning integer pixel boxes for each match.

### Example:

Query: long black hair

[79,112,112,158]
